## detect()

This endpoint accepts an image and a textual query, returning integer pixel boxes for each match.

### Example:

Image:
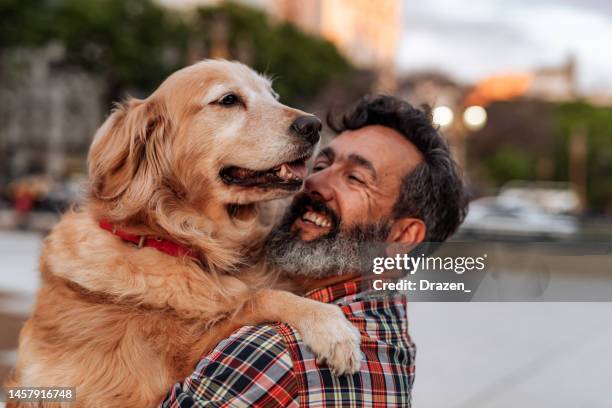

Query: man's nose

[304,169,333,202]
[290,115,321,145]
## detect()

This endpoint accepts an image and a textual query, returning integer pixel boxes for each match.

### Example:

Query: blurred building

[0,44,104,183]
[269,0,401,91]
[160,0,402,89]
[465,57,577,107]
[396,71,465,108]
[268,0,401,69]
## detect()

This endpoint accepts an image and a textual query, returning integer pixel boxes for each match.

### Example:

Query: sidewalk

[409,302,612,407]
[0,230,40,393]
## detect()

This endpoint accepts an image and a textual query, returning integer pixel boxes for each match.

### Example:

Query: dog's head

[88,60,320,231]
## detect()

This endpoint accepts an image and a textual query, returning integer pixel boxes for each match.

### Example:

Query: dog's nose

[291,115,322,145]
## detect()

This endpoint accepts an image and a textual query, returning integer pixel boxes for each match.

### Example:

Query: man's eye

[312,163,327,172]
[347,174,364,184]
[218,94,240,106]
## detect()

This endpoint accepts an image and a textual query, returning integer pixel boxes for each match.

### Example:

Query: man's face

[295,125,423,241]
[265,125,424,277]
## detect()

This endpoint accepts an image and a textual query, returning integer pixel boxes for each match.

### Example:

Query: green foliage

[485,147,537,185]
[0,0,56,46]
[469,99,612,212]
[54,0,190,94]
[0,0,352,104]
[554,101,612,212]
[194,1,352,105]
[1,0,190,97]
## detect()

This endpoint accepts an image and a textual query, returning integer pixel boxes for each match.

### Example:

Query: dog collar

[99,220,194,259]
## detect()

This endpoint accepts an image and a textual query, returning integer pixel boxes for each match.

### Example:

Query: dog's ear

[88,97,172,217]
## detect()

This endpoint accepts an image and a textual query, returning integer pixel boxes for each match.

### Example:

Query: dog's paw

[298,303,362,376]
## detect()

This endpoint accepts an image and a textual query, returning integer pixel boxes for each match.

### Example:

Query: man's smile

[301,210,332,228]
[292,205,334,239]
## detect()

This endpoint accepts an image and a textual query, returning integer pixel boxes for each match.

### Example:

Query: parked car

[460,196,579,240]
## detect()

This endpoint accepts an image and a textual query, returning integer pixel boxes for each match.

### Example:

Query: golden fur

[6,60,360,408]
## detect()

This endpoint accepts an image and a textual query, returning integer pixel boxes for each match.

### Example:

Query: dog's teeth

[279,165,288,178]
[277,164,301,181]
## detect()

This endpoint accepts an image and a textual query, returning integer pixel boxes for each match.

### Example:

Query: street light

[432,104,488,168]
[463,105,487,131]
[432,106,454,129]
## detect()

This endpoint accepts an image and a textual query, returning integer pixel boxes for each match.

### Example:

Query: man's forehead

[325,125,423,171]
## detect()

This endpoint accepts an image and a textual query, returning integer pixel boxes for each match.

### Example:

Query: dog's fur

[6,60,360,408]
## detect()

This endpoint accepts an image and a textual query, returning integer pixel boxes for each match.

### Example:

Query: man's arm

[160,325,299,408]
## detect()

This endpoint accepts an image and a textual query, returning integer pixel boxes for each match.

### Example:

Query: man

[161,95,466,407]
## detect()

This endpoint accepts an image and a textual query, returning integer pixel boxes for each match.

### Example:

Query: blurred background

[1,0,611,406]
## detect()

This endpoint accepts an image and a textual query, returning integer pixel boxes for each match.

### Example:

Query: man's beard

[264,193,392,278]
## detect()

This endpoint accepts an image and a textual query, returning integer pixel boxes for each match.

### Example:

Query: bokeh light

[463,105,487,130]
[432,106,454,128]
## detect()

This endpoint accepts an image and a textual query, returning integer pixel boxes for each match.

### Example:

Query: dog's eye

[218,93,240,106]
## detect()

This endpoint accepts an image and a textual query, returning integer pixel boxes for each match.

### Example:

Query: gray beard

[264,220,392,278]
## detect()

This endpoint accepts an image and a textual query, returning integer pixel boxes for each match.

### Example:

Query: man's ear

[387,217,426,245]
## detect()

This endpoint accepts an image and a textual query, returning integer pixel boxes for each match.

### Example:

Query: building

[0,45,104,182]
[465,57,578,107]
[269,0,401,70]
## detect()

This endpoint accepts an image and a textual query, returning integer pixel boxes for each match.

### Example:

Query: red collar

[99,220,194,259]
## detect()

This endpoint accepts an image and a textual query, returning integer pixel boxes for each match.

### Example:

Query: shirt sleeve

[160,324,300,408]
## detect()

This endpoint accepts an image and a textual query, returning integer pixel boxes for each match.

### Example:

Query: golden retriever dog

[6,60,361,408]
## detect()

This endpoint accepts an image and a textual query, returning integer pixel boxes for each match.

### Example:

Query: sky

[397,0,612,93]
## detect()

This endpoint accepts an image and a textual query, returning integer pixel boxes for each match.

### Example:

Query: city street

[1,231,611,407]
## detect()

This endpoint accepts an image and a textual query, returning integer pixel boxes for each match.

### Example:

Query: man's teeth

[302,211,331,228]
[276,164,300,180]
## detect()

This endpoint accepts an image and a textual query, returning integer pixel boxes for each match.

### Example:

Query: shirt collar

[305,278,366,303]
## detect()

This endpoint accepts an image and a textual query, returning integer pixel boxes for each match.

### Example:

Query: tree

[466,98,612,213]
[555,101,612,213]
[1,0,353,106]
[1,0,190,101]
[193,1,353,106]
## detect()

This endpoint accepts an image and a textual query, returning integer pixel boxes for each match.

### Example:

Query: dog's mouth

[220,154,310,190]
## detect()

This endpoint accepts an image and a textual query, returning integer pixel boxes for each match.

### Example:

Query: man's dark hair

[327,94,467,243]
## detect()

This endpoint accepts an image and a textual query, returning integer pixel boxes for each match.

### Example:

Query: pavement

[0,231,40,394]
[1,230,612,407]
[409,302,612,407]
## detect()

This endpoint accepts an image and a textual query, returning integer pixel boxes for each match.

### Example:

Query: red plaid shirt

[161,280,415,407]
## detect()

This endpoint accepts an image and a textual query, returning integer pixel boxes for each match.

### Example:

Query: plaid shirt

[160,279,415,407]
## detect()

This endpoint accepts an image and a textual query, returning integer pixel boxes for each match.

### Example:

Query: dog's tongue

[285,161,307,179]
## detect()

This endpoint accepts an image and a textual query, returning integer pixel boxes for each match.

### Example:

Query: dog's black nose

[291,115,322,145]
